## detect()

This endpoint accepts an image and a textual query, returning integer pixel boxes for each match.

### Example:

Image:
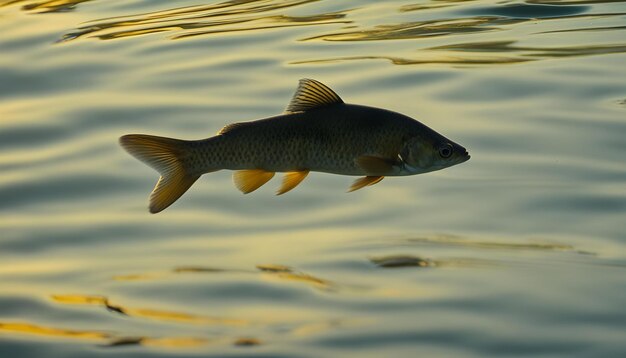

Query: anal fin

[276,170,309,195]
[348,176,384,193]
[233,169,275,194]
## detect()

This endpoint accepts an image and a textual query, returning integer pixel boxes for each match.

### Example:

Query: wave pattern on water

[19,0,621,67]
[0,321,209,348]
[51,294,250,326]
[293,41,626,66]
[2,0,626,357]
[57,0,352,42]
[43,291,366,348]
[291,5,626,65]
[303,16,525,42]
[113,263,340,291]
[0,0,92,13]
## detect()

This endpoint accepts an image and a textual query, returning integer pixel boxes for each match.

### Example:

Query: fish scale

[120,79,469,213]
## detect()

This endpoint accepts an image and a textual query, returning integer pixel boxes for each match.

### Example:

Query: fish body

[195,104,430,176]
[121,79,470,213]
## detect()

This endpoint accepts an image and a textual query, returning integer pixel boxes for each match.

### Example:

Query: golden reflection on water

[108,259,456,299]
[540,25,626,33]
[20,0,621,69]
[256,264,337,291]
[404,234,595,255]
[113,263,337,291]
[256,263,293,272]
[0,321,109,340]
[0,0,91,13]
[291,53,529,66]
[303,17,521,42]
[400,0,476,13]
[292,41,626,66]
[44,293,371,347]
[263,271,335,291]
[58,0,351,42]
[51,294,249,326]
[1,233,594,348]
[0,321,209,348]
[113,265,245,281]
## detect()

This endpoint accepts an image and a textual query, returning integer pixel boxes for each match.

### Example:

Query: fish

[120,79,470,213]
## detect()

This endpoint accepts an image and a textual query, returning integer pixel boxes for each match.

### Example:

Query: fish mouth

[459,151,470,163]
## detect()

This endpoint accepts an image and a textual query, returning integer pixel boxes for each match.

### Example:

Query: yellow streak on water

[256,263,293,272]
[57,0,351,42]
[264,272,334,290]
[51,294,108,305]
[0,320,211,348]
[0,321,109,340]
[0,0,92,13]
[51,294,250,326]
[406,234,581,251]
[123,308,248,326]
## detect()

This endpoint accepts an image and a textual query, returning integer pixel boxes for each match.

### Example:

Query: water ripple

[302,16,523,42]
[0,0,92,13]
[58,0,352,42]
[2,0,626,356]
[292,40,626,66]
[461,4,589,18]
[0,320,209,348]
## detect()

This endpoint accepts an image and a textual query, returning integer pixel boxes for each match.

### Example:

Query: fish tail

[120,134,201,213]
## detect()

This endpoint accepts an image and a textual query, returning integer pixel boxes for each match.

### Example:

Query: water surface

[1,0,626,357]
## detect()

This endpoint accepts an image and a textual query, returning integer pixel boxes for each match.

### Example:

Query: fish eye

[438,143,453,158]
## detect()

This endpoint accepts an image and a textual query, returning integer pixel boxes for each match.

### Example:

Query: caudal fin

[120,134,200,213]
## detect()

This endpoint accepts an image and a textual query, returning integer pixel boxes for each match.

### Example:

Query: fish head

[400,133,470,174]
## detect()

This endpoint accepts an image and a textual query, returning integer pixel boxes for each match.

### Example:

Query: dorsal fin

[285,79,344,113]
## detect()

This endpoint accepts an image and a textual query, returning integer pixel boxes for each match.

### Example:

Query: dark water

[1,0,626,357]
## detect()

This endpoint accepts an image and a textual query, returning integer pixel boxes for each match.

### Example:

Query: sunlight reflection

[0,320,210,348]
[291,41,626,66]
[302,17,522,42]
[0,321,108,340]
[405,234,593,253]
[51,294,250,326]
[57,0,352,42]
[0,0,92,13]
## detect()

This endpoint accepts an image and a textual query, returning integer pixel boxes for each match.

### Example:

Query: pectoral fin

[276,170,309,195]
[355,156,396,175]
[348,176,384,192]
[233,170,275,194]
